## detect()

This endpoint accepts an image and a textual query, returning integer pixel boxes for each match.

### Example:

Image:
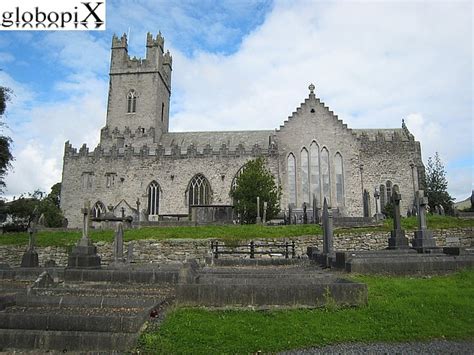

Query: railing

[210,240,296,259]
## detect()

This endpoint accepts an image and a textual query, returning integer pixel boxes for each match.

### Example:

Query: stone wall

[1,228,471,267]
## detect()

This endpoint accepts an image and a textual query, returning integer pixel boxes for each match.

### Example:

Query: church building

[60,33,424,228]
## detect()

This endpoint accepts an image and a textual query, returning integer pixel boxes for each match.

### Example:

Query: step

[0,329,138,351]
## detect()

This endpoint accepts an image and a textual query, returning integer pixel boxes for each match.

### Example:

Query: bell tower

[103,32,172,144]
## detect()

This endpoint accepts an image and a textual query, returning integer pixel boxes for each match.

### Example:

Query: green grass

[137,269,474,354]
[0,215,472,247]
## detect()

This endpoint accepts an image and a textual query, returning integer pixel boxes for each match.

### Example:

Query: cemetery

[0,189,473,352]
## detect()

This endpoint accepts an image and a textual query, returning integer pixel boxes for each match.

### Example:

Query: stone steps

[0,274,174,352]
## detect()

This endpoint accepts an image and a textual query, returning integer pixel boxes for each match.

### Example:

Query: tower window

[127,90,137,113]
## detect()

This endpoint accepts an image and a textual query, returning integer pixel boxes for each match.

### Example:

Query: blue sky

[0,0,472,202]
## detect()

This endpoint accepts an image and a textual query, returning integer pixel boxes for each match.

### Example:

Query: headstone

[388,190,409,249]
[303,202,308,224]
[312,195,319,224]
[21,212,39,268]
[288,205,292,225]
[412,190,436,250]
[262,201,267,224]
[256,197,261,224]
[363,190,370,217]
[322,198,334,255]
[67,201,101,269]
[320,198,334,267]
[373,188,384,221]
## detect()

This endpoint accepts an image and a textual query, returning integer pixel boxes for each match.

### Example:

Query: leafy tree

[425,152,454,214]
[0,85,13,193]
[5,184,64,228]
[230,157,281,224]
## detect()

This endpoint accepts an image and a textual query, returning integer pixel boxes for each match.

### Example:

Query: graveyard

[0,191,473,352]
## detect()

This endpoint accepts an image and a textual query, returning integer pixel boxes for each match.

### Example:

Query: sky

[0,0,472,202]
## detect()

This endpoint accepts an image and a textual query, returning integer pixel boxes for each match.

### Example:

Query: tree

[5,184,64,228]
[230,157,282,224]
[425,152,454,214]
[0,85,13,193]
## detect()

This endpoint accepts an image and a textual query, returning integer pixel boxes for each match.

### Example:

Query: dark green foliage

[0,86,13,192]
[425,152,454,214]
[230,157,282,224]
[4,184,64,228]
[382,201,394,218]
[136,270,474,354]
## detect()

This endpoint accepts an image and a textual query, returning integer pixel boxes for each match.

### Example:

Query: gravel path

[280,340,474,354]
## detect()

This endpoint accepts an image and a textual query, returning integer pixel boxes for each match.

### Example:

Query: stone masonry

[61,32,425,228]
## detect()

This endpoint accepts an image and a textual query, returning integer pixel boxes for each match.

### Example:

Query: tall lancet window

[187,174,212,206]
[335,153,344,206]
[147,181,160,216]
[309,142,320,206]
[127,89,137,113]
[287,153,296,206]
[92,201,106,219]
[321,147,330,205]
[301,148,310,204]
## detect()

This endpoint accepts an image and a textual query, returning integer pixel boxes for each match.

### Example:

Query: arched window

[335,152,344,206]
[92,201,106,219]
[321,147,330,205]
[127,90,137,113]
[380,184,386,208]
[386,180,392,203]
[188,174,211,206]
[287,153,296,206]
[309,142,321,206]
[147,181,160,216]
[301,148,310,204]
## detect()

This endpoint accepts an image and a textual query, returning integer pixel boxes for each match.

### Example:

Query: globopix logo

[0,0,106,31]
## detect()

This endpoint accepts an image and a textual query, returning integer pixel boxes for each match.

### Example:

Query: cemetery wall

[1,228,472,267]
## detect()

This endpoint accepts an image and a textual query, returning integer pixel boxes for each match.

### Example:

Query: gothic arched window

[287,153,296,206]
[127,90,137,113]
[335,152,344,206]
[147,181,160,216]
[309,141,321,206]
[92,201,106,219]
[301,148,310,204]
[188,174,211,206]
[321,147,330,205]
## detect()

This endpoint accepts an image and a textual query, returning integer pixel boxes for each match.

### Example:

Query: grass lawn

[0,215,472,247]
[137,269,474,354]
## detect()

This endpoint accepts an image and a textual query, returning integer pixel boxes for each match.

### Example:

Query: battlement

[64,139,278,161]
[110,32,172,76]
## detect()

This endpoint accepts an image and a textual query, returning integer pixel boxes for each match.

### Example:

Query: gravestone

[322,198,334,255]
[320,198,334,267]
[256,197,261,224]
[373,188,384,221]
[312,195,319,224]
[21,212,39,268]
[113,222,124,262]
[262,201,267,224]
[388,190,409,249]
[67,201,101,269]
[136,198,141,224]
[303,202,308,224]
[412,190,436,250]
[288,205,292,225]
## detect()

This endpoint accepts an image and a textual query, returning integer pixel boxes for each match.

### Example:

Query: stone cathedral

[60,33,425,228]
